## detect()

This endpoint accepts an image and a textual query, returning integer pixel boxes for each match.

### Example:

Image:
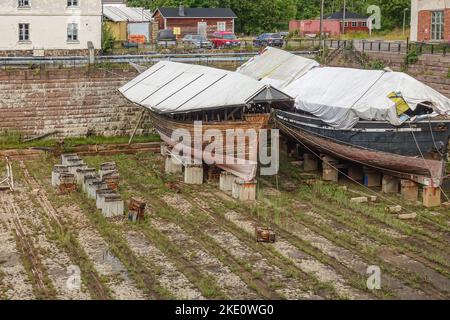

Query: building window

[19,23,30,41]
[217,22,226,32]
[344,21,348,27]
[18,0,30,7]
[67,0,78,7]
[352,21,357,27]
[362,21,367,27]
[431,11,444,41]
[67,23,78,41]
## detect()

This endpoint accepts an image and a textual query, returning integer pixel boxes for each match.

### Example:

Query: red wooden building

[290,11,370,37]
[324,11,370,33]
[152,6,237,37]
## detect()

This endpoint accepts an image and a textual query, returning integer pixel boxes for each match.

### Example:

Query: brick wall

[0,67,153,138]
[418,10,432,42]
[417,9,450,42]
[445,9,450,41]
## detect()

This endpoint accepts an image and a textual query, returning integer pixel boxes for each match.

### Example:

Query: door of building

[197,22,207,37]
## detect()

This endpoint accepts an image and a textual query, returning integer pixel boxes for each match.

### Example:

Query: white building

[0,0,102,54]
[410,0,450,42]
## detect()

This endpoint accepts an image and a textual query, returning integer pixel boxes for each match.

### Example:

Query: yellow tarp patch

[388,92,410,116]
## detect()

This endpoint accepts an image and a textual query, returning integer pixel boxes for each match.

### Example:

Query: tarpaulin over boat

[284,67,450,129]
[119,60,291,114]
[237,47,319,89]
[238,47,450,130]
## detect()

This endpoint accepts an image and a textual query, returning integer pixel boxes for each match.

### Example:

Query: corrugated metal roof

[237,47,319,90]
[119,61,291,114]
[155,7,237,18]
[103,6,153,22]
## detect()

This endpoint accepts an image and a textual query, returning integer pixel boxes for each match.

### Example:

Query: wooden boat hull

[275,110,450,187]
[149,111,271,181]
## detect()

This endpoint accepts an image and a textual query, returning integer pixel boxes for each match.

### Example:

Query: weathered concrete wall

[0,67,153,138]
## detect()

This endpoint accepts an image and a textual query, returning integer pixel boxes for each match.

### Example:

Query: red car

[210,31,241,49]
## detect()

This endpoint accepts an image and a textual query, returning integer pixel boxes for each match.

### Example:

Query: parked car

[278,31,290,39]
[253,33,284,48]
[157,29,177,47]
[210,31,241,49]
[182,34,213,49]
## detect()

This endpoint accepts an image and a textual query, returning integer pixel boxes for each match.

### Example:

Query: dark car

[253,33,284,48]
[157,29,177,46]
[182,34,213,49]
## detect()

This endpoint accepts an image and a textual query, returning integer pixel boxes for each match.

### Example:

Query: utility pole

[342,0,347,34]
[320,0,325,58]
[403,8,409,36]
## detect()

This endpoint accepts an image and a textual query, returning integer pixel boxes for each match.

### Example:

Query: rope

[428,118,444,157]
[276,119,417,214]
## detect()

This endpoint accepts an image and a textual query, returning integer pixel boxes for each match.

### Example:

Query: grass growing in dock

[0,132,160,150]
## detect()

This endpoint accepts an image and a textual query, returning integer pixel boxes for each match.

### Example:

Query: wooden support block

[401,180,419,203]
[232,179,257,201]
[422,187,441,208]
[398,212,417,220]
[321,156,339,182]
[382,175,399,194]
[184,164,203,185]
[387,205,403,213]
[351,197,368,203]
[165,155,182,174]
[220,172,235,192]
[348,166,364,182]
[363,169,381,187]
[303,153,318,172]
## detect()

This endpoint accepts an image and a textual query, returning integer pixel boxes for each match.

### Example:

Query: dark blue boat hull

[275,110,450,186]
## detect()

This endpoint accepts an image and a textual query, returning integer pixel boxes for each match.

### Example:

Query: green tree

[102,23,116,53]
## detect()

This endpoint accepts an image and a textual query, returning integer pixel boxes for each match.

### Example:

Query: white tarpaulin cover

[238,47,450,129]
[120,61,290,114]
[237,47,319,89]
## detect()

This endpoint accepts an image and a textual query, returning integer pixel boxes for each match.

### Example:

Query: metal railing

[0,50,318,69]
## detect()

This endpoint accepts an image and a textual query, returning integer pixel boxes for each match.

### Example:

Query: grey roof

[325,11,368,20]
[103,6,153,22]
[119,61,291,115]
[155,7,237,18]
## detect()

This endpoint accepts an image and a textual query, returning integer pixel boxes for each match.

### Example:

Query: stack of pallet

[54,154,125,218]
[128,197,146,222]
[99,162,119,191]
[52,156,79,194]
[59,173,77,194]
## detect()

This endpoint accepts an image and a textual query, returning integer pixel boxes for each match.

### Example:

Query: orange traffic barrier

[128,34,146,43]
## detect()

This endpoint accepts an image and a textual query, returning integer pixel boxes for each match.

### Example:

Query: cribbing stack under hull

[276,110,450,187]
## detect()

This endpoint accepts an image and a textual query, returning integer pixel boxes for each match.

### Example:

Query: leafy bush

[102,23,116,53]
[405,49,419,66]
[370,59,385,70]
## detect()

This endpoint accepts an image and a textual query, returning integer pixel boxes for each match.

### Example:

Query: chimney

[179,4,185,17]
